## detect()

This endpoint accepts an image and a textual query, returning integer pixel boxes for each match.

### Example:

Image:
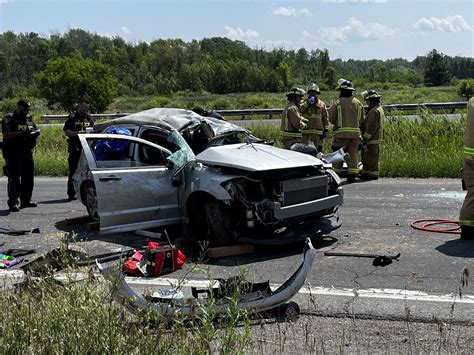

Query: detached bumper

[273,189,343,220]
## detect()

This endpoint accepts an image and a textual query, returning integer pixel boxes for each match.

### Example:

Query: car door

[78,133,182,234]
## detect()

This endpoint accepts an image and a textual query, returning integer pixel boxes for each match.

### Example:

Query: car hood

[195,143,324,172]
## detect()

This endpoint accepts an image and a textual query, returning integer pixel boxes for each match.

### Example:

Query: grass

[0,239,253,354]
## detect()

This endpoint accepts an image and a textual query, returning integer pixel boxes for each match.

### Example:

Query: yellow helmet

[361,89,381,100]
[336,78,355,91]
[286,87,306,96]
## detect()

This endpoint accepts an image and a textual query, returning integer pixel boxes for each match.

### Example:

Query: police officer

[360,89,384,180]
[300,83,329,151]
[2,99,40,212]
[63,100,94,200]
[328,79,364,183]
[280,87,307,149]
[459,96,474,240]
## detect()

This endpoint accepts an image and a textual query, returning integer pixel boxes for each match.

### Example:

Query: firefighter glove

[321,129,329,139]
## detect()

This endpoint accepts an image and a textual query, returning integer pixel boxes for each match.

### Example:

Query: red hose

[410,218,461,235]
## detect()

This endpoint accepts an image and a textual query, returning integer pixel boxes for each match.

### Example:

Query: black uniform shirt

[63,112,94,153]
[2,112,38,153]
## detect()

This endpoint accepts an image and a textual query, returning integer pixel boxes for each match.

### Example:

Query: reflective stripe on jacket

[328,97,363,139]
[300,99,328,136]
[280,101,305,138]
[465,98,474,161]
[360,104,384,145]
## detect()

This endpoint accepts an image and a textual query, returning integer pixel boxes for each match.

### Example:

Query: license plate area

[281,176,328,206]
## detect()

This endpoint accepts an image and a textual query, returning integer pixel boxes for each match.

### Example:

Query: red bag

[144,243,186,277]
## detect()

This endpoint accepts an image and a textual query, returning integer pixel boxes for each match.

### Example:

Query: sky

[0,0,473,60]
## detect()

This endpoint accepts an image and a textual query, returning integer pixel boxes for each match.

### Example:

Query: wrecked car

[97,238,316,319]
[73,108,343,245]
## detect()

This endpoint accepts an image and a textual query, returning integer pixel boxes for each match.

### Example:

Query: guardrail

[41,101,467,121]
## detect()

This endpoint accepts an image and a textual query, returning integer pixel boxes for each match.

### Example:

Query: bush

[35,57,117,112]
[457,79,474,101]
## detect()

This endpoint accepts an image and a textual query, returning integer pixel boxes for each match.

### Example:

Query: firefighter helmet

[361,89,381,101]
[286,87,306,96]
[336,78,355,91]
[307,83,320,94]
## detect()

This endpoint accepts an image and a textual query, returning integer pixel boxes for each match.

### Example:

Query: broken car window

[166,130,195,170]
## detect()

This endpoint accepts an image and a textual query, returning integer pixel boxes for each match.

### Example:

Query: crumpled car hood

[196,143,324,172]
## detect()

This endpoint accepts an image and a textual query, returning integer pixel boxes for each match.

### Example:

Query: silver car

[73,108,343,245]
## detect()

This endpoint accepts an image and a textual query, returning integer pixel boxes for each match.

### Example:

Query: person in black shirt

[63,100,94,200]
[2,99,40,212]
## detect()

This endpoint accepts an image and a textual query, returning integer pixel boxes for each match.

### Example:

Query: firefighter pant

[460,159,474,227]
[4,150,34,207]
[332,137,359,177]
[67,152,81,198]
[281,137,300,150]
[361,144,380,177]
[301,134,322,148]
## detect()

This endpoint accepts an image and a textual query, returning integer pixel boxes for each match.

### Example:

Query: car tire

[204,201,236,246]
[83,181,99,222]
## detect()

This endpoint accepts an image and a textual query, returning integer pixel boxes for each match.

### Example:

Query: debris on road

[0,225,40,235]
[324,251,400,267]
[97,238,316,319]
[208,244,255,258]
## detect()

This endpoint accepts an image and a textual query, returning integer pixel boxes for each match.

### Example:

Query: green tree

[457,79,474,100]
[35,57,116,112]
[424,49,452,87]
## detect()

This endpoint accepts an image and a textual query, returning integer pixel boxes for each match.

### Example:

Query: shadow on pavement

[0,209,10,217]
[207,236,337,266]
[436,239,474,258]
[39,198,71,205]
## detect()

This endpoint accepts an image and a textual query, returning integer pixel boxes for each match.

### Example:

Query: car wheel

[84,181,99,222]
[204,201,236,246]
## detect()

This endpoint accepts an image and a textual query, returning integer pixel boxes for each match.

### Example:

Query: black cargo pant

[67,150,81,198]
[4,150,34,207]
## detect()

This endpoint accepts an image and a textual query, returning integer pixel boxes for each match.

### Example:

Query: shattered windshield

[166,130,195,169]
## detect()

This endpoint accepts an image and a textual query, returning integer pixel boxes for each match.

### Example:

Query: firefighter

[459,96,474,240]
[280,87,307,149]
[300,83,329,151]
[360,89,384,180]
[63,100,94,200]
[328,79,364,183]
[2,99,40,212]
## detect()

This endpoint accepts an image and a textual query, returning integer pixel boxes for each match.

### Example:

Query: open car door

[78,134,182,234]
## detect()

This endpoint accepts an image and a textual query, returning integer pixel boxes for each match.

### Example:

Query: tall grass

[0,264,252,353]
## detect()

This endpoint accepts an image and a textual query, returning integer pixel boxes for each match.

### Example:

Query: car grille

[280,175,328,206]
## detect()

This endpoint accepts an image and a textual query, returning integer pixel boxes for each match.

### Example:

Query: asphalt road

[1,177,473,323]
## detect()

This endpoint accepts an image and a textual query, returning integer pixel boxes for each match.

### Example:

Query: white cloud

[0,0,14,4]
[413,15,473,33]
[311,17,399,44]
[272,6,312,17]
[121,26,130,34]
[224,26,259,40]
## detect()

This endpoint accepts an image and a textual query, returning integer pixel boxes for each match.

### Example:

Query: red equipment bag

[144,242,186,277]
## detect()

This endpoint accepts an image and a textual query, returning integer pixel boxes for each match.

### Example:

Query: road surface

[1,177,473,323]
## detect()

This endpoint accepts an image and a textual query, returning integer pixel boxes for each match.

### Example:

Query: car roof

[95,108,247,136]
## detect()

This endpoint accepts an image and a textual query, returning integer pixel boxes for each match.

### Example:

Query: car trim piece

[98,217,183,234]
[273,193,343,220]
[96,238,315,318]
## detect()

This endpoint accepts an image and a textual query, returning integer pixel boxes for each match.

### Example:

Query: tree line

[1,29,473,105]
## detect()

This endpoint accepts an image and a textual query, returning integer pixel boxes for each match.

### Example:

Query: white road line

[125,277,474,305]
